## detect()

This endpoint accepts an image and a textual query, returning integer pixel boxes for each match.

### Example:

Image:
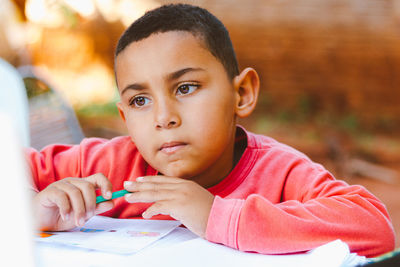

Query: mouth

[159,141,187,154]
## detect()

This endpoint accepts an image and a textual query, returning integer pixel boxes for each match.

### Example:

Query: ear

[233,67,260,118]
[116,102,126,122]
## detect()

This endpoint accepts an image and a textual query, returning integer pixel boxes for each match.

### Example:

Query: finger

[68,180,97,219]
[136,176,184,184]
[95,201,114,215]
[124,189,175,203]
[124,180,178,192]
[142,201,173,219]
[84,173,113,199]
[43,188,71,221]
[55,182,87,226]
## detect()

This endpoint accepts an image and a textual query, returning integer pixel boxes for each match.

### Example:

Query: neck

[191,127,244,188]
[192,154,234,188]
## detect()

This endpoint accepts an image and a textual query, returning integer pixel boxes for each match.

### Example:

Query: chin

[163,170,194,179]
[161,164,201,179]
[154,157,210,179]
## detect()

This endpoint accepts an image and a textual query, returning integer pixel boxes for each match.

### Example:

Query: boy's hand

[33,173,114,231]
[124,176,215,238]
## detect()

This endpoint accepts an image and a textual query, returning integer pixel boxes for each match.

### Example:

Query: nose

[154,97,181,130]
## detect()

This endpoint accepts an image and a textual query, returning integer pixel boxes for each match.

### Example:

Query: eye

[129,96,151,108]
[176,84,198,95]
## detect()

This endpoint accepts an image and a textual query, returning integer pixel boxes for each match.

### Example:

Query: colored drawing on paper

[37,232,55,238]
[79,228,105,233]
[127,230,160,237]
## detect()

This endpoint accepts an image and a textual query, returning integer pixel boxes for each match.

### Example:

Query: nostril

[156,120,177,129]
[166,121,177,129]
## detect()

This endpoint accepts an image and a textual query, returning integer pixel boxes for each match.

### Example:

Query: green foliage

[296,93,314,121]
[59,3,79,28]
[76,98,120,117]
[338,114,359,133]
[23,77,52,98]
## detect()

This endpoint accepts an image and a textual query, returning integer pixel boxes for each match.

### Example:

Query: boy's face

[115,31,238,185]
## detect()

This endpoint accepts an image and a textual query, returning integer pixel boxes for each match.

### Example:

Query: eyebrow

[121,82,145,96]
[121,67,205,96]
[166,67,205,81]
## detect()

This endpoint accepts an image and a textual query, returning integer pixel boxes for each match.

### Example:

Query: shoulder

[27,136,138,160]
[26,135,139,166]
[242,127,331,179]
[241,128,336,199]
[79,135,136,150]
[244,128,312,162]
[78,135,139,157]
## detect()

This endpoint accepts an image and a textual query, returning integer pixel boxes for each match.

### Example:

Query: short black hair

[115,3,239,79]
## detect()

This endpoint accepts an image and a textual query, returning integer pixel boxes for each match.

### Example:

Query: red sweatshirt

[27,127,395,257]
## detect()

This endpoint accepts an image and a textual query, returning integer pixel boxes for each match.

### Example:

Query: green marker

[96,189,130,204]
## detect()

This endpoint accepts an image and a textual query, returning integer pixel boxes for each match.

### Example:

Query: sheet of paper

[142,226,198,250]
[35,220,367,267]
[35,216,180,254]
[340,252,368,267]
[35,226,197,267]
[132,238,360,267]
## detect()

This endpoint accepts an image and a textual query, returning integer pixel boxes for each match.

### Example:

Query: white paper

[132,238,359,267]
[35,216,180,254]
[340,252,368,267]
[142,226,198,250]
[35,219,368,267]
[35,226,197,267]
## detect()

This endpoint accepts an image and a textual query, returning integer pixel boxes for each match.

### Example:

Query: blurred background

[1,0,400,247]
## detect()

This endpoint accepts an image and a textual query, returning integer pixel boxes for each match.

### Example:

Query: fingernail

[106,191,112,199]
[65,213,70,221]
[136,177,144,182]
[143,212,153,219]
[124,181,133,187]
[79,218,85,226]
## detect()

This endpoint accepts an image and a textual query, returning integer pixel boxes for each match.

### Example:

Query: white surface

[35,216,181,254]
[133,238,356,267]
[0,113,35,266]
[0,58,30,146]
[35,220,367,267]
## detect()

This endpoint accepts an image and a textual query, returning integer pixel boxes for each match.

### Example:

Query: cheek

[124,112,152,150]
[190,91,235,128]
[184,92,236,144]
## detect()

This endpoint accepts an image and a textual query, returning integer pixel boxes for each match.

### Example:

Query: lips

[159,141,187,154]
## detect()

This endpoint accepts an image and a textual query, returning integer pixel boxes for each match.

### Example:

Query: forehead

[115,31,225,90]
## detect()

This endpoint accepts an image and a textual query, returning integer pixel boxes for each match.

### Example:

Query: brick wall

[163,0,400,131]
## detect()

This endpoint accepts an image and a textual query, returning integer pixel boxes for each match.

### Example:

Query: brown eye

[177,84,198,95]
[135,97,145,106]
[178,85,190,94]
[129,96,150,107]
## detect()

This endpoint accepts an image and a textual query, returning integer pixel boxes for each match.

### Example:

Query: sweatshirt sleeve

[205,154,395,257]
[26,142,85,191]
[26,136,148,193]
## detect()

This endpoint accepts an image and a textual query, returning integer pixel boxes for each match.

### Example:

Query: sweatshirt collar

[207,125,257,197]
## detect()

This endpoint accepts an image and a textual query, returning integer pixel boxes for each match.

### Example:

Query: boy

[29,4,395,257]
